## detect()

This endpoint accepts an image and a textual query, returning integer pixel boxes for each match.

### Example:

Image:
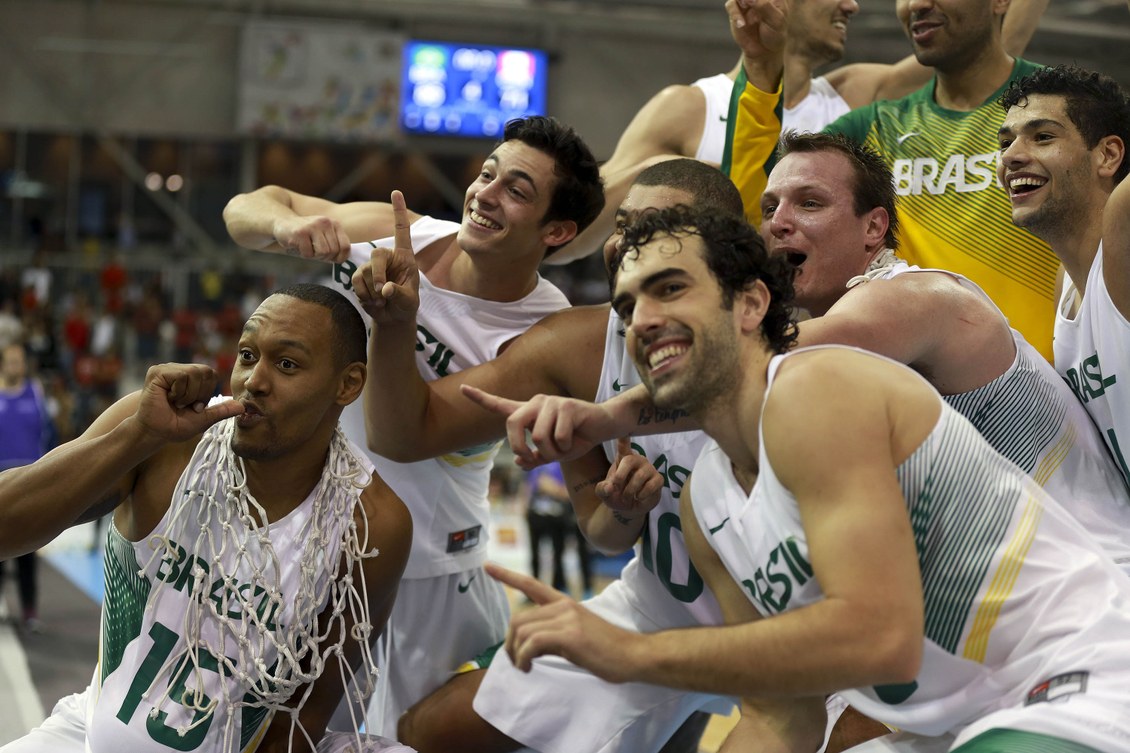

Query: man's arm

[0,364,241,559]
[561,438,663,556]
[1103,160,1130,319]
[363,301,609,462]
[258,474,412,752]
[223,186,416,261]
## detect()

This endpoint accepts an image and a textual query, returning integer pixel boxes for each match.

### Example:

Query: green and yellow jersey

[720,65,783,228]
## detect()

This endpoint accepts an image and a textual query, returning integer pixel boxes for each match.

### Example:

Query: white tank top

[1054,241,1130,489]
[593,308,722,628]
[91,411,371,753]
[327,217,570,578]
[782,76,851,135]
[876,262,1130,569]
[691,346,1130,745]
[692,73,736,164]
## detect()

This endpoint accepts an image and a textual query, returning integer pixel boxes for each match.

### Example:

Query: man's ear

[1096,135,1126,182]
[737,279,772,335]
[337,362,366,406]
[542,220,579,252]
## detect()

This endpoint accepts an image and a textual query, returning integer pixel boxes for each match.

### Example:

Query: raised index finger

[391,190,412,254]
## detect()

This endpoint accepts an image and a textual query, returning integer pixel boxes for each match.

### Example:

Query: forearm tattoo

[636,406,689,427]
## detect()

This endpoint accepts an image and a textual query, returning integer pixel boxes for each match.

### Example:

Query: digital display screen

[400,40,549,139]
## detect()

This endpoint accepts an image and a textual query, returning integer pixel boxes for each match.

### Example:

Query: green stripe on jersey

[101,525,151,682]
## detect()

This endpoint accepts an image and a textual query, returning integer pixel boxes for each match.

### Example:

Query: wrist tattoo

[636,406,689,427]
[572,476,602,494]
[612,510,643,526]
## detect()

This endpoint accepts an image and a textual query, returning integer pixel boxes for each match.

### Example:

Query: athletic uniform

[691,346,1130,752]
[720,67,783,228]
[782,76,851,135]
[5,411,412,753]
[873,262,1130,569]
[691,73,735,164]
[824,59,1056,359]
[325,217,570,735]
[474,308,731,753]
[1054,242,1130,489]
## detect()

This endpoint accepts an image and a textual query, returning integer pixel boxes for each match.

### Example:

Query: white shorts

[366,567,509,737]
[0,688,87,753]
[317,731,417,753]
[473,579,733,753]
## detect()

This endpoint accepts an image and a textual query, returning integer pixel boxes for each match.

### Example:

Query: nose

[765,206,794,239]
[906,0,934,17]
[998,136,1028,171]
[628,296,666,340]
[242,359,270,396]
[474,176,501,208]
[842,0,859,17]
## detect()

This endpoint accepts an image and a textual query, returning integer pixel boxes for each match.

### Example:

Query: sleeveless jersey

[1055,242,1130,488]
[720,66,782,228]
[0,378,49,469]
[691,73,735,164]
[822,58,1057,359]
[782,76,851,135]
[593,308,721,628]
[690,346,1130,745]
[327,216,570,578]
[876,262,1130,568]
[90,412,372,753]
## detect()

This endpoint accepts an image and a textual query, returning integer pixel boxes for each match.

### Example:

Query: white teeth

[648,344,687,369]
[469,209,501,230]
[1009,176,1047,193]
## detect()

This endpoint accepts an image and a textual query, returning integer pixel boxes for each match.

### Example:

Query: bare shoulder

[356,472,412,569]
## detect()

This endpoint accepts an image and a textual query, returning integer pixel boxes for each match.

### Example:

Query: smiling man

[0,284,413,753]
[997,65,1130,487]
[223,116,604,737]
[485,205,1130,753]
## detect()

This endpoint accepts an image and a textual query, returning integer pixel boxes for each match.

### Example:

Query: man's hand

[461,385,621,468]
[135,364,243,444]
[351,190,421,324]
[597,437,663,519]
[728,0,788,84]
[271,214,353,263]
[486,563,644,683]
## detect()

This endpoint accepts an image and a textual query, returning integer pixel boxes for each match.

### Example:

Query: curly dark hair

[777,131,900,250]
[1000,65,1130,184]
[501,116,605,253]
[611,205,798,354]
[271,283,367,367]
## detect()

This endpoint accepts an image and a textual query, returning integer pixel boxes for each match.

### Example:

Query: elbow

[365,435,423,463]
[869,626,923,685]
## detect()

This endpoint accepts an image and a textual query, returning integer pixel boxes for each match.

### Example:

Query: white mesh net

[138,418,380,752]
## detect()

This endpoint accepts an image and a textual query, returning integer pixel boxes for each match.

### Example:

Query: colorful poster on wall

[238,21,403,142]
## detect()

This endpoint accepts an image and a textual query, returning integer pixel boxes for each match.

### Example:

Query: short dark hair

[271,283,367,367]
[1000,65,1130,184]
[611,205,798,354]
[502,116,605,253]
[777,131,900,250]
[634,159,745,217]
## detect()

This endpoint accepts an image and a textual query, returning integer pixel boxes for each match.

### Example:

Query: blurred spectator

[0,342,52,632]
[523,462,593,598]
[99,252,128,314]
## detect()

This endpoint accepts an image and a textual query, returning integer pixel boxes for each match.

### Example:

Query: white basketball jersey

[593,308,722,629]
[692,73,735,164]
[782,76,851,135]
[326,217,570,578]
[691,347,1130,745]
[877,262,1130,569]
[90,413,371,753]
[1054,242,1130,489]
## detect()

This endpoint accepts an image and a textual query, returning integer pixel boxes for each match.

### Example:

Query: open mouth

[910,20,942,43]
[1008,175,1047,198]
[468,209,502,230]
[236,400,264,428]
[644,341,690,378]
[786,251,808,270]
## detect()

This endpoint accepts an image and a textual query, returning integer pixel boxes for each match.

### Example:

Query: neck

[933,45,1013,111]
[242,447,329,524]
[698,349,772,478]
[443,247,541,302]
[783,51,818,109]
[1051,202,1107,297]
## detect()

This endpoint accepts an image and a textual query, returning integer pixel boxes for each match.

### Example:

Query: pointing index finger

[391,190,412,254]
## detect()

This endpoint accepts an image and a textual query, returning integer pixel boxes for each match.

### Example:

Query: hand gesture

[486,563,640,682]
[597,437,663,518]
[272,214,353,263]
[351,190,421,324]
[135,364,244,444]
[727,0,788,61]
[460,385,619,469]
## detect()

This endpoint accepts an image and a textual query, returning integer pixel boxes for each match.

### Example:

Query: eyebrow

[998,117,1067,136]
[485,153,539,198]
[612,267,687,311]
[238,325,314,356]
